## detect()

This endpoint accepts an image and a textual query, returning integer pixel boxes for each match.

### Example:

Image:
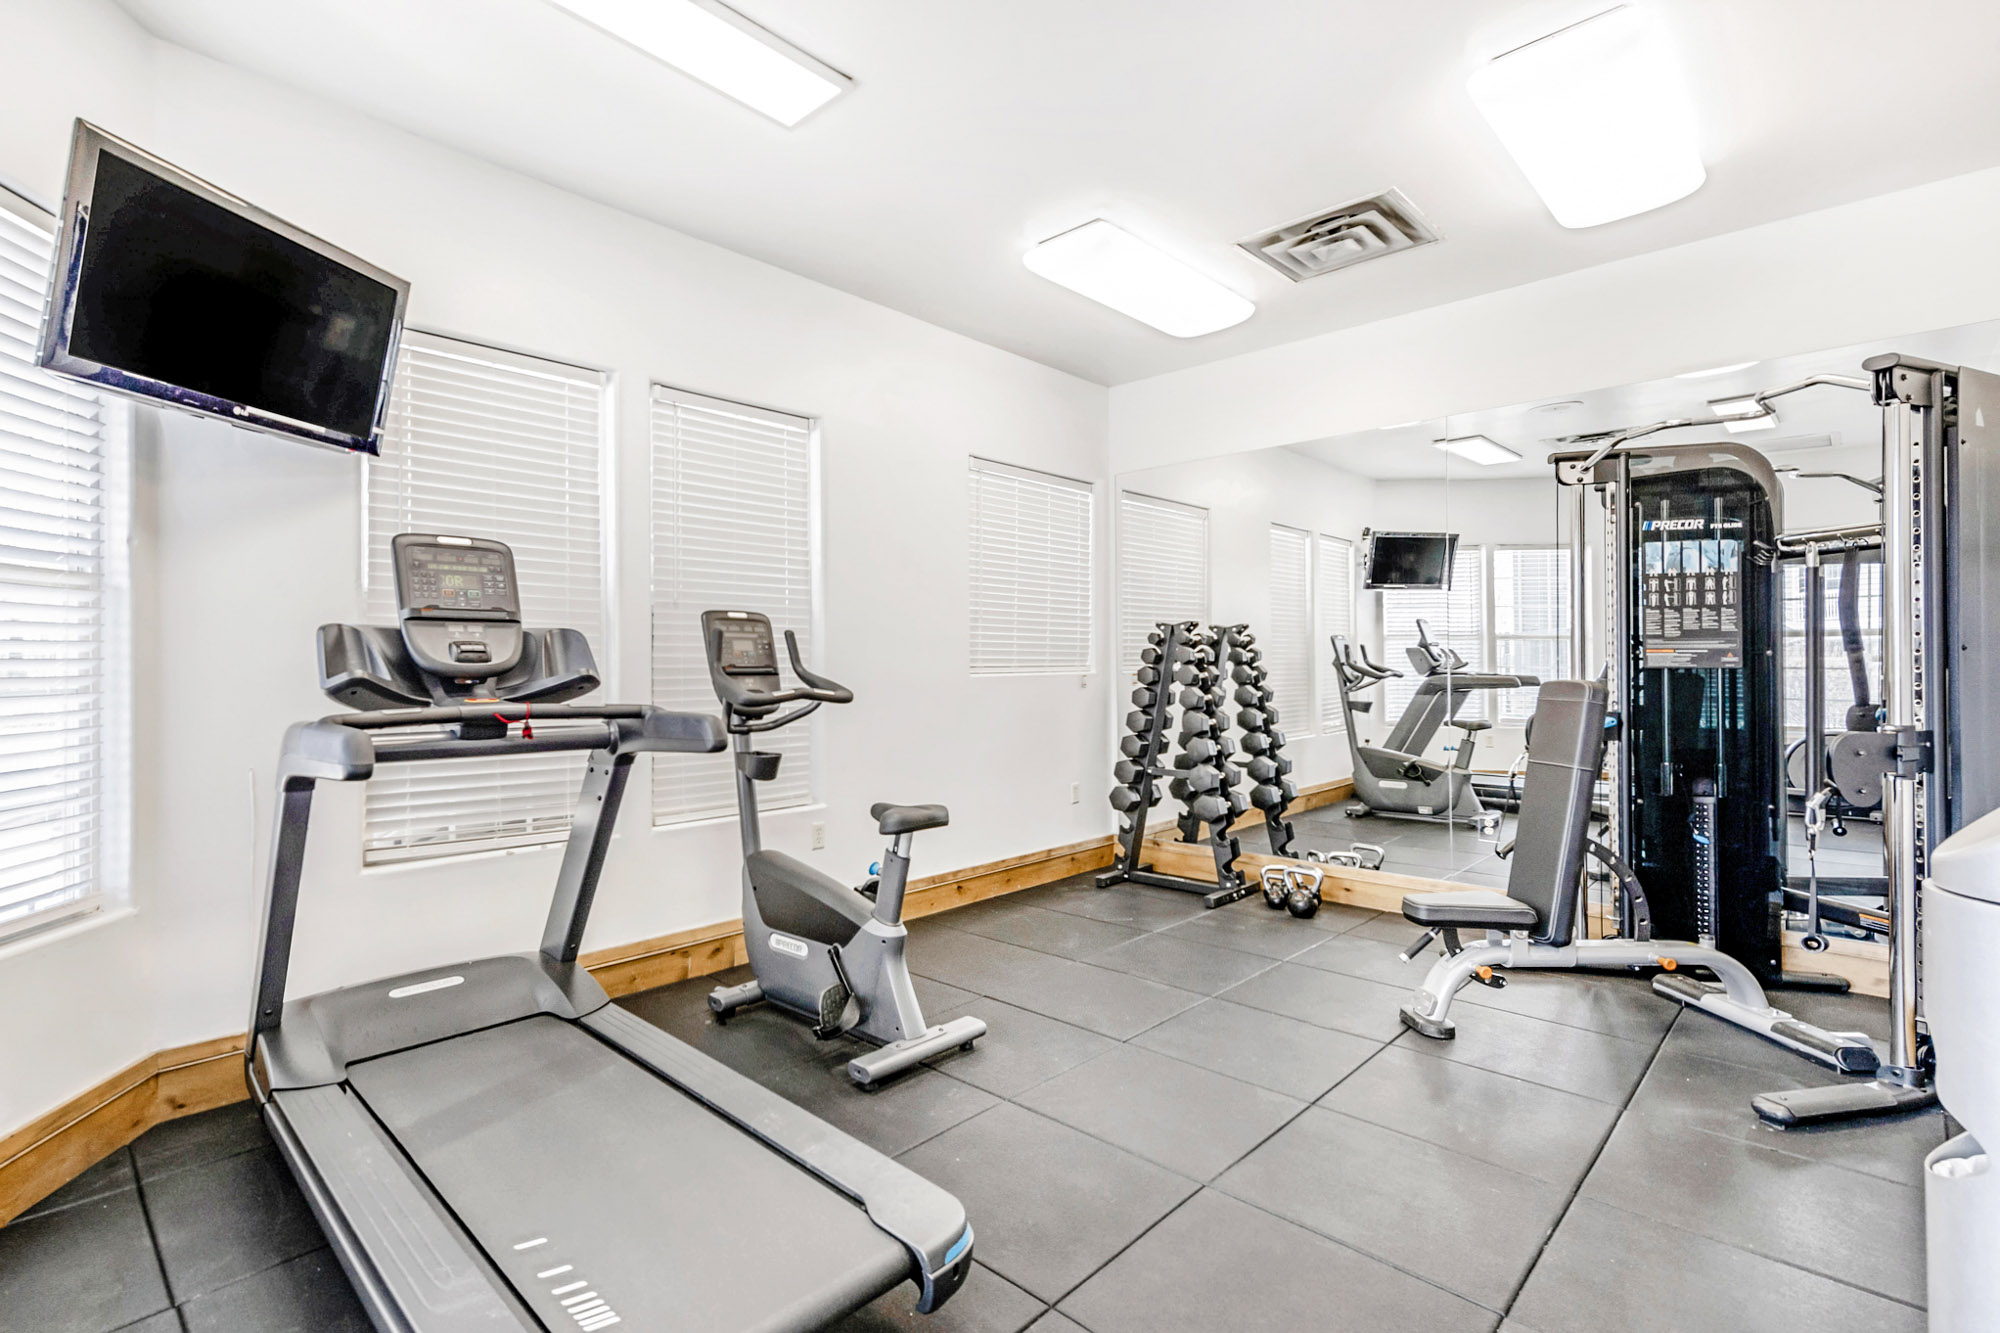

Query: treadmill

[247,533,974,1331]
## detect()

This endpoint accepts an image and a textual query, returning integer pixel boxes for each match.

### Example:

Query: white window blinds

[1317,535,1355,733]
[968,458,1094,675]
[1116,492,1208,679]
[651,386,815,824]
[0,194,117,940]
[1381,544,1485,721]
[362,331,608,863]
[1492,546,1571,722]
[1266,525,1312,734]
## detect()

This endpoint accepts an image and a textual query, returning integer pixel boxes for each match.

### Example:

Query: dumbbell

[1109,785,1143,813]
[1188,793,1229,825]
[1183,765,1223,795]
[1136,665,1160,687]
[1250,782,1285,809]
[1124,710,1151,732]
[1177,735,1219,766]
[1239,731,1272,756]
[1140,645,1161,666]
[1237,708,1268,731]
[1178,712,1214,737]
[1168,776,1190,802]
[1119,734,1148,759]
[1114,760,1141,786]
[1132,686,1158,708]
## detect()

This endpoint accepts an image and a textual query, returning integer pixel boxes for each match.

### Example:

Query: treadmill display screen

[1365,533,1458,589]
[399,544,517,614]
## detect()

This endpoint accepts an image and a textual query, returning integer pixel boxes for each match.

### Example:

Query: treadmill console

[392,533,525,679]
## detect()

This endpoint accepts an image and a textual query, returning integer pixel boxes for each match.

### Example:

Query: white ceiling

[116,0,2000,385]
[1286,317,2000,482]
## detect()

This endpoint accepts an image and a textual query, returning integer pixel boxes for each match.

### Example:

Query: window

[1,192,124,941]
[1380,544,1486,721]
[1781,556,1882,743]
[1317,535,1355,733]
[968,458,1094,675]
[651,387,815,824]
[362,331,608,862]
[1116,492,1208,678]
[1266,525,1312,733]
[1491,546,1571,721]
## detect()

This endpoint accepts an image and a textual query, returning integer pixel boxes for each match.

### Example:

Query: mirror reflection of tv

[37,121,409,455]
[1364,532,1458,589]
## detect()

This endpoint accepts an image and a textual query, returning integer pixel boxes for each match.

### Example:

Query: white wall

[1109,163,2000,474]
[0,2,1113,1135]
[1116,449,1379,795]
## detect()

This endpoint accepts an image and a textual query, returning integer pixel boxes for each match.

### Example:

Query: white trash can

[1923,808,2000,1331]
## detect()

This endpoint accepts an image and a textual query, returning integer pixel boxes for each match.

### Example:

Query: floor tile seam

[1306,1093,1604,1193]
[1500,1004,1709,1323]
[133,1141,269,1188]
[1368,1020,1664,1104]
[168,1243,338,1312]
[126,1154,180,1323]
[1198,1177,1516,1317]
[1041,1185,1206,1312]
[1449,990,1679,1048]
[887,1096,1011,1161]
[13,1178,140,1224]
[1292,1100,1579,1199]
[1012,1039,1315,1158]
[1573,1191,1928,1313]
[1643,1106,1932,1193]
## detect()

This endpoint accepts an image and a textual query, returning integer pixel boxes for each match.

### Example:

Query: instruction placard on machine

[1640,515,1744,668]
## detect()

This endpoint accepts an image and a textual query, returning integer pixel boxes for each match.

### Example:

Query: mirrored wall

[1111,314,2000,900]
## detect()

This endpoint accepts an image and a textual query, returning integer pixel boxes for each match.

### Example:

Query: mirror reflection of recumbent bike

[703,610,985,1088]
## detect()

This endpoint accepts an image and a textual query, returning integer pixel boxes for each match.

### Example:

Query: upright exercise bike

[703,610,986,1087]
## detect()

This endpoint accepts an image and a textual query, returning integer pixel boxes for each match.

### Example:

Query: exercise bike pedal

[813,947,860,1040]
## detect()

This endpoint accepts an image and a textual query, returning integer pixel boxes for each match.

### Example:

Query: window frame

[357,328,614,865]
[648,383,821,827]
[1316,533,1355,734]
[1115,490,1210,680]
[1266,523,1314,736]
[1489,543,1573,723]
[0,185,131,946]
[967,456,1096,677]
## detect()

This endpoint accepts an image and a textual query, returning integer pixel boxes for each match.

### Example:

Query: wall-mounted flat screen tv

[1363,531,1458,589]
[37,121,409,455]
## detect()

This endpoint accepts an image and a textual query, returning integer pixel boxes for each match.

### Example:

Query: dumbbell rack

[1098,622,1252,908]
[1222,626,1300,857]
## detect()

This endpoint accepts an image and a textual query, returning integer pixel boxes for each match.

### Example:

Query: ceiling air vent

[1238,189,1440,282]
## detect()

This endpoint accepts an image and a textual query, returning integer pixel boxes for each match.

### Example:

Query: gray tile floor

[1,863,1935,1333]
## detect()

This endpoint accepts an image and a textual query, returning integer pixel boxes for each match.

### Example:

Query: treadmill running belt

[347,1015,909,1331]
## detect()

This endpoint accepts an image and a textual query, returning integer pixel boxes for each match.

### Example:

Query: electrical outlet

[1070,782,1081,804]
[811,821,825,850]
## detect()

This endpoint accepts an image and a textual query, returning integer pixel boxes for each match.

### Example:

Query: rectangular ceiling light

[1708,394,1763,418]
[543,0,849,127]
[1434,435,1523,466]
[1676,360,1758,380]
[1023,220,1255,338]
[1466,6,1705,228]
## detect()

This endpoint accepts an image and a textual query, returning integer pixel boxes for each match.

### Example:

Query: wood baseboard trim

[0,831,1117,1223]
[0,1035,246,1227]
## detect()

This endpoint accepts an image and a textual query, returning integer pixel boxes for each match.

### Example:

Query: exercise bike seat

[1401,888,1541,931]
[871,802,949,835]
[746,849,875,945]
[1450,718,1493,733]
